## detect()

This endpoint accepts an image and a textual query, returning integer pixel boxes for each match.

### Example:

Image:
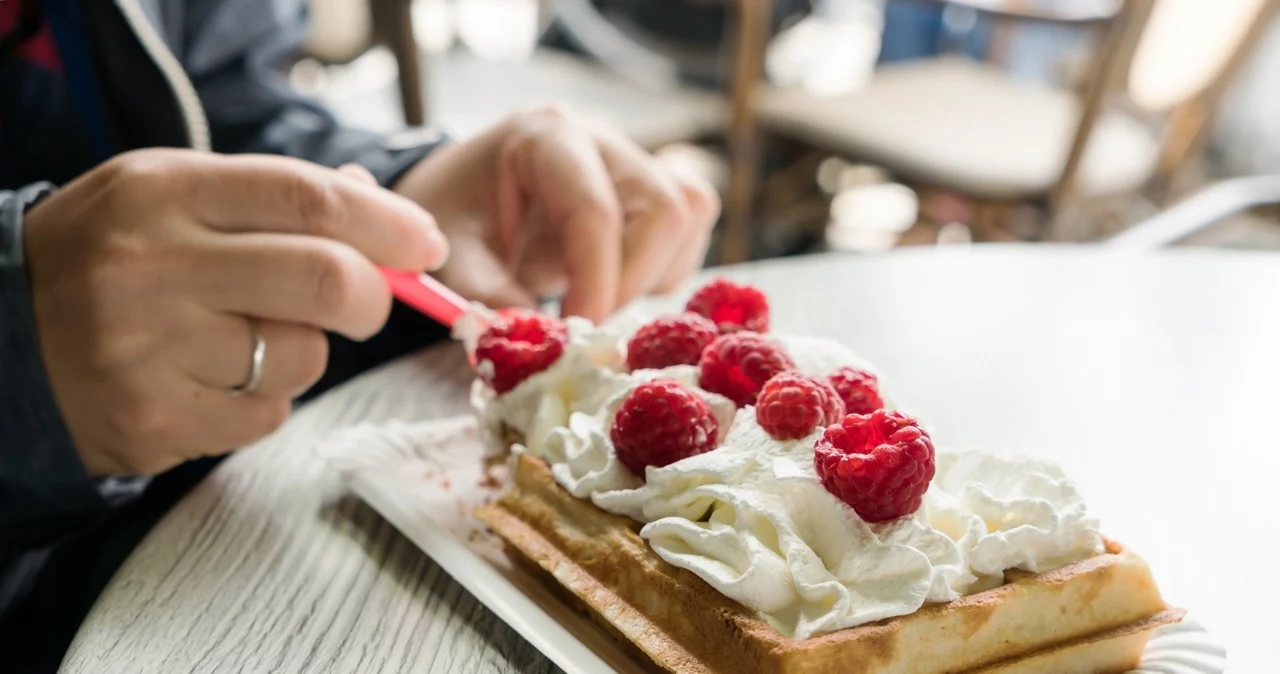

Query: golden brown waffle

[477,453,1184,674]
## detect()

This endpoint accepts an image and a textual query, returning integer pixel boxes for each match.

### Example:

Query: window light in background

[412,0,458,55]
[822,159,920,252]
[1128,0,1268,111]
[303,0,373,64]
[765,0,885,97]
[455,0,540,62]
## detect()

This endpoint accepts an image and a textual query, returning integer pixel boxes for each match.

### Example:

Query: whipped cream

[469,303,1104,639]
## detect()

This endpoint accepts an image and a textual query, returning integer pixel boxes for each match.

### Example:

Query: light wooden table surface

[62,247,1280,673]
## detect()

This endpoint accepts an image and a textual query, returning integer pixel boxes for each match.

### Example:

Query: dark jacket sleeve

[179,0,448,188]
[0,185,109,558]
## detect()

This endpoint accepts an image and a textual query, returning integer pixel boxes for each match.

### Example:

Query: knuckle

[531,101,574,124]
[655,190,690,232]
[305,245,359,316]
[507,102,577,136]
[584,197,624,234]
[288,174,344,234]
[687,181,721,227]
[293,329,330,388]
[102,149,166,179]
[101,150,177,200]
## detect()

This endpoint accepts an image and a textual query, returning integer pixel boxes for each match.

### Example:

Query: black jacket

[0,0,448,615]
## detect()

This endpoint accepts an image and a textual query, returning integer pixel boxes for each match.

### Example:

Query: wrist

[1,187,109,513]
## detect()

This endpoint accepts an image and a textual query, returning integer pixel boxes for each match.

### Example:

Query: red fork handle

[379,268,470,328]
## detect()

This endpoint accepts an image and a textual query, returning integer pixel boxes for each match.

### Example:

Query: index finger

[179,153,448,271]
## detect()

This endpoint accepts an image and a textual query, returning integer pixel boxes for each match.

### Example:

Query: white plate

[315,417,1227,674]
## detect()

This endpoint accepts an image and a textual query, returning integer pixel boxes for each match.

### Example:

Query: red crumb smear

[478,464,506,489]
[483,455,506,471]
[440,478,452,491]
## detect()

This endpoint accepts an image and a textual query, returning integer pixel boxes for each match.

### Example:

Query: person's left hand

[388,105,720,323]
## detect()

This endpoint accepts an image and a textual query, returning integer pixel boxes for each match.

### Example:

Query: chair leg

[722,130,760,264]
[719,0,772,265]
[372,0,427,127]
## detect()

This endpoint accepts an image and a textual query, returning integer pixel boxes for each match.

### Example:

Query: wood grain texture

[61,344,560,674]
[62,247,1280,673]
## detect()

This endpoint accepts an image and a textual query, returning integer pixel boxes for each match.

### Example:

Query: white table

[62,247,1280,673]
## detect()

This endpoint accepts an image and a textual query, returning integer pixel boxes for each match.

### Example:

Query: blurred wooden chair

[303,0,728,150]
[732,0,1280,255]
[303,0,431,125]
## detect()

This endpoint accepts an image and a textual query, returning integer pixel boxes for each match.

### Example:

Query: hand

[23,149,447,476]
[394,105,720,322]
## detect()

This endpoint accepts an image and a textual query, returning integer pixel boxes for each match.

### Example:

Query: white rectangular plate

[315,416,1225,674]
[315,416,645,674]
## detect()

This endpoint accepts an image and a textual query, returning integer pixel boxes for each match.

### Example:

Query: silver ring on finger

[230,320,267,397]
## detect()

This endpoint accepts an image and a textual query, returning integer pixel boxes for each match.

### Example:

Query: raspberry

[473,308,568,394]
[813,410,936,523]
[698,332,795,407]
[685,278,770,333]
[828,367,886,415]
[755,372,846,440]
[611,379,719,477]
[626,313,719,371]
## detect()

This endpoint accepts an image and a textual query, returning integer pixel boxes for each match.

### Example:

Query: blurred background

[291,0,1280,265]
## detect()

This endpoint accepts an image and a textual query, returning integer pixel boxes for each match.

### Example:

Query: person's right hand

[22,149,448,477]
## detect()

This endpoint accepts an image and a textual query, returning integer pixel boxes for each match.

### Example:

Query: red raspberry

[828,367,886,415]
[611,379,719,477]
[698,332,795,407]
[755,372,846,440]
[626,313,719,371]
[685,278,770,333]
[473,309,568,394]
[813,410,936,523]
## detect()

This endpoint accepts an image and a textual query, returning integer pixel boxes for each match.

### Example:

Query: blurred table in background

[62,247,1280,673]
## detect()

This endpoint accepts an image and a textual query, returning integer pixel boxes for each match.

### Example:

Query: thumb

[434,236,539,311]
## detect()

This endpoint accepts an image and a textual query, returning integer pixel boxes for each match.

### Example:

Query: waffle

[477,453,1184,674]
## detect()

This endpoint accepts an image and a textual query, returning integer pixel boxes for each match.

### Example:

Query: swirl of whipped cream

[595,410,973,639]
[930,452,1104,576]
[470,304,1103,639]
[535,364,736,499]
